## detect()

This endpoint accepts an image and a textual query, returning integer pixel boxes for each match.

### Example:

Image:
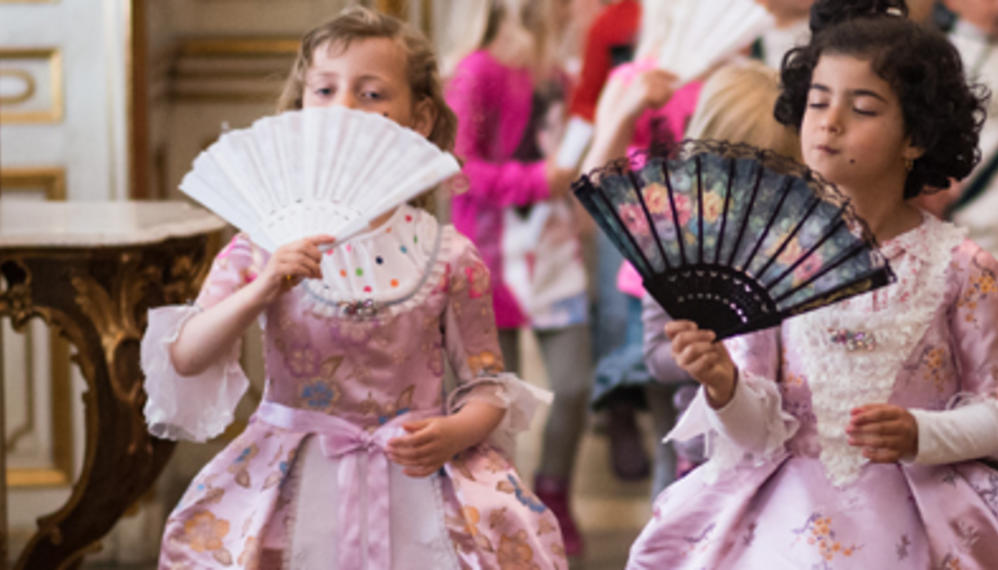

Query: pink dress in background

[446,49,552,329]
[141,206,566,569]
[630,214,998,568]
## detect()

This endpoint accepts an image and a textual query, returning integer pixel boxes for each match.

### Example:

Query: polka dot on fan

[405,215,413,222]
[356,268,363,276]
[400,246,408,254]
[376,256,384,265]
[391,279,399,288]
[363,286,372,293]
[340,269,347,278]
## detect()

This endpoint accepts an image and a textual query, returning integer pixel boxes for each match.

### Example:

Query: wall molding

[0,47,63,124]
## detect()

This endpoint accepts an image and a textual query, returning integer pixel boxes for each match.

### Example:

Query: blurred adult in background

[751,0,814,69]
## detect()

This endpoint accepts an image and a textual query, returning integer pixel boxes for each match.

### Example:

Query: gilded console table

[0,201,226,569]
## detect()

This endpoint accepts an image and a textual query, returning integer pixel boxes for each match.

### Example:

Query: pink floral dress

[141,205,566,569]
[630,213,998,569]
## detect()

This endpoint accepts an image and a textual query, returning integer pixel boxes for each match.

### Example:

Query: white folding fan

[656,0,775,84]
[555,0,774,169]
[179,106,461,252]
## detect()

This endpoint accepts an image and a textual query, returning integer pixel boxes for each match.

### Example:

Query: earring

[904,157,914,172]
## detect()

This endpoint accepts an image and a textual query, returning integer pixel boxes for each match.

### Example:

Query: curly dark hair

[774,0,989,198]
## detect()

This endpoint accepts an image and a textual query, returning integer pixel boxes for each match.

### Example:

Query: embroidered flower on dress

[284,345,319,377]
[791,513,859,562]
[468,350,504,376]
[496,530,539,570]
[300,380,341,410]
[181,511,230,553]
[496,475,547,513]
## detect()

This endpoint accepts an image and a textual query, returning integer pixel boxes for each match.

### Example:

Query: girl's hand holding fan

[254,234,336,304]
[666,320,738,408]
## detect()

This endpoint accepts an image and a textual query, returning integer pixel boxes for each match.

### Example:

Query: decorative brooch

[338,298,378,318]
[828,328,877,351]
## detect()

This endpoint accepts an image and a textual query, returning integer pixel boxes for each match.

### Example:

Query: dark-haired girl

[627,1,998,567]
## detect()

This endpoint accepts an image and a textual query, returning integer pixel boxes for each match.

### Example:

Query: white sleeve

[666,368,798,481]
[909,398,998,465]
[140,305,249,442]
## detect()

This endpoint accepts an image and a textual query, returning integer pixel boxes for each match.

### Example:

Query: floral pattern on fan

[573,139,896,339]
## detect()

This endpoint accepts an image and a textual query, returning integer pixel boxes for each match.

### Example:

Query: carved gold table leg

[0,233,217,569]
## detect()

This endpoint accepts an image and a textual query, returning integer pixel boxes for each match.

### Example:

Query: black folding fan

[573,140,895,339]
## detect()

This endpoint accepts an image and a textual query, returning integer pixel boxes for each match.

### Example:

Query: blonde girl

[142,6,566,569]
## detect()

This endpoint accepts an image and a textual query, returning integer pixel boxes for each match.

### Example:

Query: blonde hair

[277,6,457,153]
[686,61,801,160]
[441,0,557,79]
[277,6,457,212]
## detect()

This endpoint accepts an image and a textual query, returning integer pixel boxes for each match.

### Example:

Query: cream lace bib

[786,214,966,486]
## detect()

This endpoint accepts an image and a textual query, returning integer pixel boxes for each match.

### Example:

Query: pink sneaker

[534,474,584,557]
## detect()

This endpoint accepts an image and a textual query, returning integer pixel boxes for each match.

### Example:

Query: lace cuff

[665,369,798,482]
[445,373,553,458]
[140,305,249,442]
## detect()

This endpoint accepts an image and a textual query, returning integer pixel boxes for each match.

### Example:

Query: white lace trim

[787,214,966,486]
[300,205,441,317]
[666,369,798,483]
[445,373,553,459]
[140,304,250,442]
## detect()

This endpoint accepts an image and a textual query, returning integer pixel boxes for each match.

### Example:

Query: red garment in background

[567,0,642,122]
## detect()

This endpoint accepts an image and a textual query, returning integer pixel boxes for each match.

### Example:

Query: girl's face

[302,38,433,137]
[800,54,922,198]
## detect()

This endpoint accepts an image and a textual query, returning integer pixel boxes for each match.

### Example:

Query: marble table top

[0,201,227,247]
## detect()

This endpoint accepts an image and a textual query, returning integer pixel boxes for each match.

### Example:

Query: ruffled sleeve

[665,326,799,481]
[140,233,265,442]
[441,229,552,457]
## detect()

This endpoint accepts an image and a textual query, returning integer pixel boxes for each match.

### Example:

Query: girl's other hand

[665,320,737,408]
[254,234,336,304]
[386,416,464,477]
[595,69,678,135]
[846,403,918,463]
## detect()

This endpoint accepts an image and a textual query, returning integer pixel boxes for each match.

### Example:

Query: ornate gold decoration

[1,169,74,487]
[0,48,62,124]
[0,68,35,105]
[178,37,298,57]
[0,229,220,569]
[375,0,407,17]
[0,168,67,200]
[171,37,296,102]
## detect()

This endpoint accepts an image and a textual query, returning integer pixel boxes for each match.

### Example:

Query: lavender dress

[629,214,998,569]
[141,206,566,569]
